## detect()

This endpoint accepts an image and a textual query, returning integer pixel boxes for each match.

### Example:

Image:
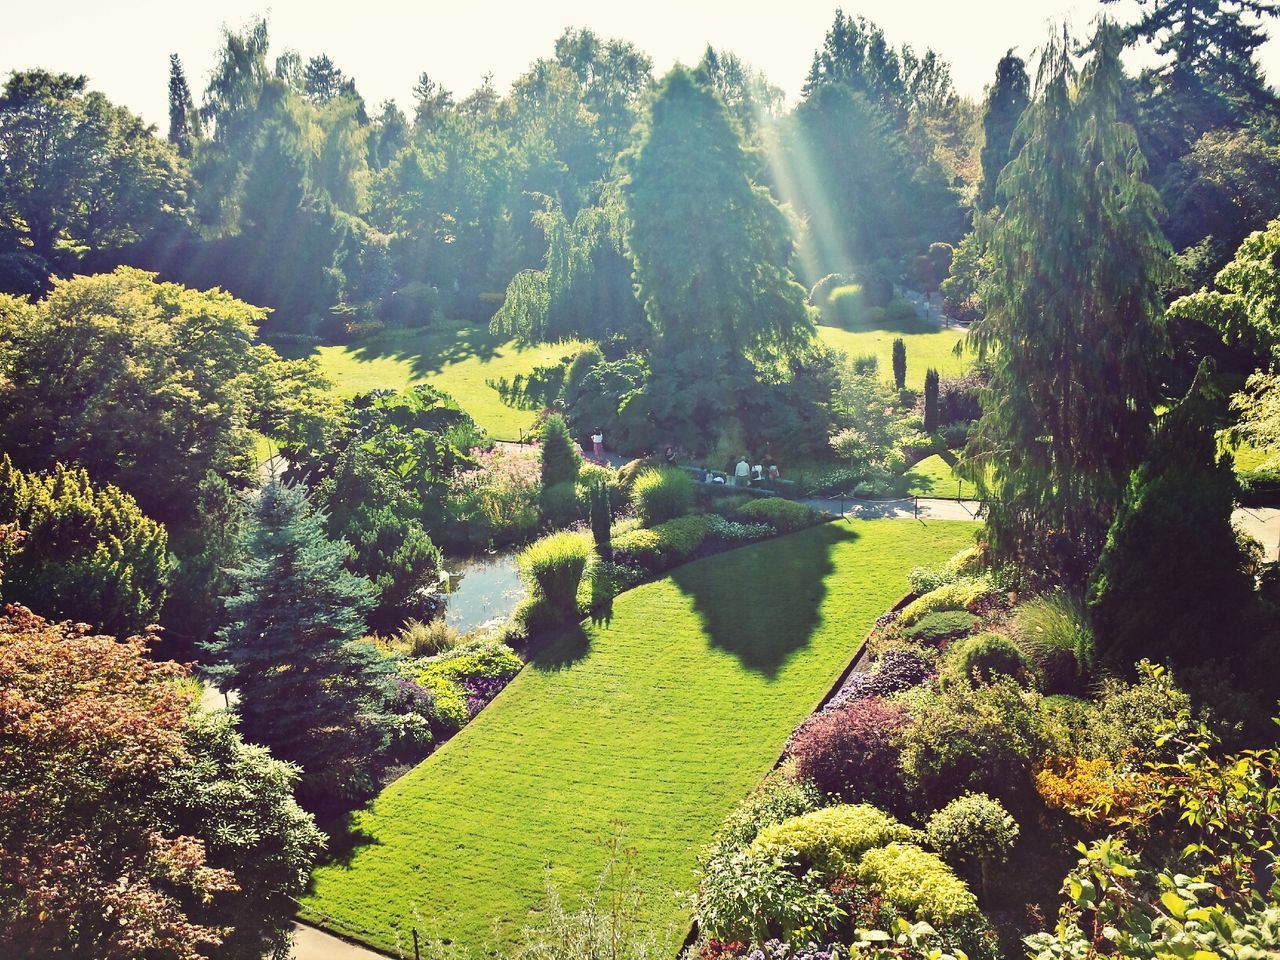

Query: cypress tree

[964,22,1172,584]
[203,481,394,807]
[977,51,1030,210]
[1088,360,1253,671]
[923,368,940,433]
[540,413,582,489]
[891,338,907,391]
[590,479,612,559]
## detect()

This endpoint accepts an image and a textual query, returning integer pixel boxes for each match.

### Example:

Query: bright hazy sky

[4,1,1279,129]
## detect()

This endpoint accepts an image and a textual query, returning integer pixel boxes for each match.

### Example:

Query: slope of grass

[301,519,974,956]
[279,323,585,438]
[817,322,969,390]
[905,453,964,497]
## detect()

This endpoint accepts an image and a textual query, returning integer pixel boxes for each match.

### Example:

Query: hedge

[737,497,818,533]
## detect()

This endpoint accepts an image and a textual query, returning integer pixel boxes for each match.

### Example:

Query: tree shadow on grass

[527,622,592,672]
[669,522,860,679]
[311,813,380,870]
[347,321,505,379]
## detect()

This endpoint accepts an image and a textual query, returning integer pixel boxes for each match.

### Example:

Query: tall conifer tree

[166,53,200,158]
[977,51,1030,210]
[964,23,1171,583]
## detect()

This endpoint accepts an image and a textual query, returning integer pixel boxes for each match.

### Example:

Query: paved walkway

[292,923,390,960]
[1233,505,1280,563]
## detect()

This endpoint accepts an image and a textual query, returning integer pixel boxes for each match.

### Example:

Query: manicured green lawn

[905,453,964,497]
[301,519,974,956]
[817,322,969,390]
[279,324,585,438]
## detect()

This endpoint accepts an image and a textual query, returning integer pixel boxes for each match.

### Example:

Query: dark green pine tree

[166,53,200,158]
[540,412,582,488]
[891,338,907,390]
[923,368,940,433]
[964,22,1172,584]
[203,481,395,808]
[1088,360,1254,672]
[977,50,1030,210]
[589,478,612,560]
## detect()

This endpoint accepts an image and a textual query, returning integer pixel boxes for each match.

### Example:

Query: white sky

[3,0,1279,129]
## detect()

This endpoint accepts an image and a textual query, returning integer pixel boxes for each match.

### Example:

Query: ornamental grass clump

[630,467,695,525]
[517,530,592,622]
[1009,590,1094,694]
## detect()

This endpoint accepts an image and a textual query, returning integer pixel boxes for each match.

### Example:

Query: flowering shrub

[445,445,541,546]
[749,804,911,878]
[789,698,909,812]
[706,513,774,543]
[411,640,524,734]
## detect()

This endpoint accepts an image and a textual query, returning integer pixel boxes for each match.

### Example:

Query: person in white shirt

[591,428,604,457]
[734,457,751,487]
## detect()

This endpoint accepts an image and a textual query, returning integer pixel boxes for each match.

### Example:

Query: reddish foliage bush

[789,698,910,813]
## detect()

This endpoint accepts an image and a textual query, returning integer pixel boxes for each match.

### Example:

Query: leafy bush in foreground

[855,842,981,926]
[611,515,710,571]
[737,498,817,533]
[749,804,910,878]
[630,467,695,525]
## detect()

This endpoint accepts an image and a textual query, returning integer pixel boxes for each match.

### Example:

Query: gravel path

[292,923,391,960]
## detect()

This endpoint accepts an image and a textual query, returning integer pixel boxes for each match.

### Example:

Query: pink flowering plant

[445,445,542,546]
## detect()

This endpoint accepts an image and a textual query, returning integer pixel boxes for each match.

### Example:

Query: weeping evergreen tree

[1088,360,1254,671]
[964,22,1172,584]
[977,50,1030,210]
[203,481,395,808]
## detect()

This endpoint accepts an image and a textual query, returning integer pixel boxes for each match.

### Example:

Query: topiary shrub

[1009,590,1094,694]
[737,497,817,533]
[749,804,911,878]
[788,698,910,813]
[517,530,591,622]
[898,578,990,627]
[904,611,978,645]
[924,792,1019,901]
[611,515,710,572]
[630,467,695,525]
[854,842,980,926]
[942,632,1035,687]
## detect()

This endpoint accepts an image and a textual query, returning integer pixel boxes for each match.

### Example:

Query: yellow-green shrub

[737,497,817,533]
[899,577,990,627]
[748,804,910,878]
[517,530,592,620]
[631,467,695,525]
[855,842,980,925]
[612,515,710,572]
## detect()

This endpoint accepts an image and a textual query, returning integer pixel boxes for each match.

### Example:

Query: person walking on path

[591,428,604,458]
[734,456,751,487]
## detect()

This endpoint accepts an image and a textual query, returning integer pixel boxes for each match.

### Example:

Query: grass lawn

[278,323,585,438]
[301,519,974,956]
[817,322,969,390]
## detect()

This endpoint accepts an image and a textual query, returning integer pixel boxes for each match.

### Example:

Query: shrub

[749,804,910,878]
[891,338,907,390]
[1009,590,1093,694]
[924,793,1019,900]
[695,848,841,944]
[907,563,961,596]
[616,457,660,493]
[611,515,710,572]
[413,640,524,733]
[444,445,541,548]
[539,413,581,489]
[898,678,1048,816]
[630,467,695,525]
[379,280,442,327]
[705,514,773,543]
[898,578,990,627]
[827,648,935,709]
[393,618,460,657]
[517,530,591,621]
[737,498,816,534]
[941,632,1035,687]
[808,273,855,306]
[855,842,980,926]
[904,611,978,645]
[711,775,824,854]
[788,698,909,812]
[923,368,940,432]
[826,284,866,326]
[541,480,583,528]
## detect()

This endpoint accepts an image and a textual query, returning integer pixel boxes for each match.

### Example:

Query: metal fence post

[413,928,421,960]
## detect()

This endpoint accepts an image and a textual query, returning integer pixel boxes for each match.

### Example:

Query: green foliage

[0,456,170,637]
[540,413,582,489]
[736,498,817,534]
[923,368,940,433]
[941,632,1035,687]
[589,478,612,558]
[413,640,524,733]
[965,25,1172,583]
[924,792,1019,877]
[629,468,694,525]
[0,269,320,525]
[898,578,990,627]
[709,775,825,854]
[203,481,395,809]
[1009,590,1093,694]
[904,610,978,645]
[749,804,911,878]
[978,51,1030,210]
[1088,362,1254,672]
[164,472,244,649]
[891,337,907,390]
[855,842,981,926]
[899,677,1048,815]
[159,711,326,960]
[611,515,710,572]
[695,848,842,945]
[517,529,592,621]
[390,618,460,657]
